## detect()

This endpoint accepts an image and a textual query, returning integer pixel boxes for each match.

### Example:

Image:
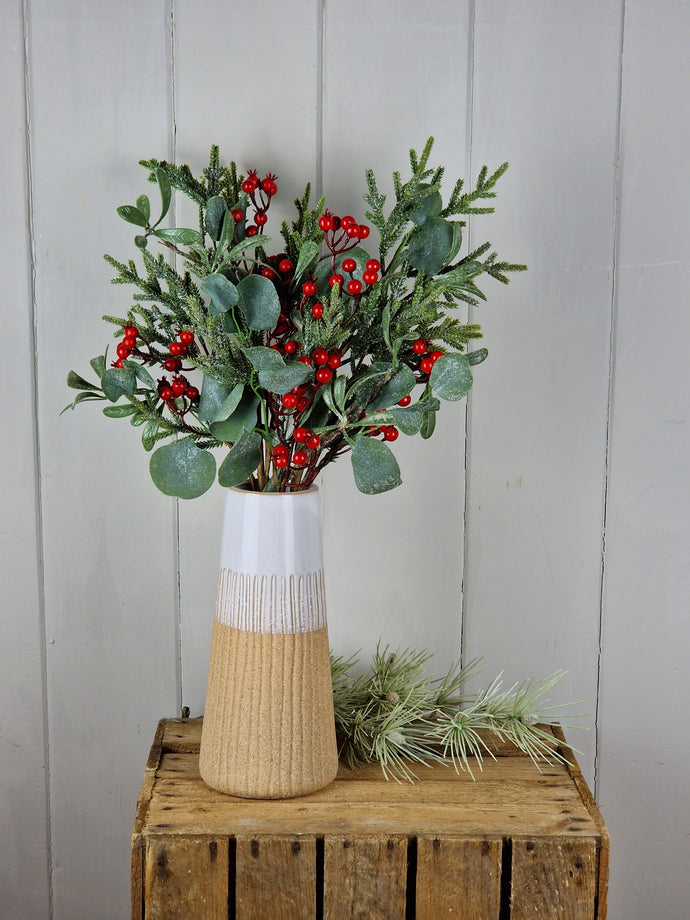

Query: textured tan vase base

[199,620,339,799]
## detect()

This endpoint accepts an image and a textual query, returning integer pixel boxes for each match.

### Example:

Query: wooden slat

[510,837,598,920]
[415,837,502,920]
[323,835,407,919]
[132,721,166,919]
[235,835,316,920]
[144,836,229,920]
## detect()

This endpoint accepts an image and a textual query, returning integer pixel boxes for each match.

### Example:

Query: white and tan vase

[199,485,338,799]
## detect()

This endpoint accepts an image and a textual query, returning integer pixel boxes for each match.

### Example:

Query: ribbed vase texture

[199,486,338,799]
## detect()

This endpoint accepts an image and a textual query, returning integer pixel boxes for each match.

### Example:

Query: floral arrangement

[65,139,525,497]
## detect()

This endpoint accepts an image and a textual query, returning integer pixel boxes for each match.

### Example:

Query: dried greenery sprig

[331,645,583,782]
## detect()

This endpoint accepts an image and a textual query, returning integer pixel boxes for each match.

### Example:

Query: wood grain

[510,837,598,920]
[144,836,229,920]
[235,835,316,920]
[415,837,502,920]
[323,835,407,919]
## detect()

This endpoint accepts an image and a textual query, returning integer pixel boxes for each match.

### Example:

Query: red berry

[312,348,329,366]
[124,325,139,337]
[341,215,355,228]
[246,226,257,237]
[242,176,259,193]
[306,434,321,450]
[171,378,187,397]
[116,343,130,359]
[293,427,309,443]
[383,426,399,441]
[114,358,125,368]
[318,214,334,231]
[365,259,381,272]
[397,395,412,407]
[284,340,297,355]
[420,357,434,374]
[274,454,289,469]
[328,274,344,288]
[357,225,370,239]
[231,209,244,222]
[159,386,173,401]
[261,267,275,279]
[164,357,182,372]
[254,212,268,226]
[412,339,427,355]
[185,385,199,400]
[327,353,341,369]
[346,279,362,295]
[297,396,309,411]
[179,330,194,345]
[169,341,185,356]
[282,393,298,409]
[315,367,332,384]
[362,270,378,286]
[298,355,312,366]
[429,350,444,364]
[345,225,359,238]
[292,385,308,397]
[278,259,293,273]
[121,334,137,350]
[272,444,288,457]
[311,303,324,319]
[342,258,357,273]
[302,281,317,296]
[292,450,308,466]
[261,176,277,196]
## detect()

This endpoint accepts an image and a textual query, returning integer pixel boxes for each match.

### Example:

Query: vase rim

[228,484,319,497]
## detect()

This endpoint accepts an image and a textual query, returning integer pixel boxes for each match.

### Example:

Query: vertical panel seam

[460,0,476,664]
[316,0,325,201]
[22,0,53,915]
[594,0,627,797]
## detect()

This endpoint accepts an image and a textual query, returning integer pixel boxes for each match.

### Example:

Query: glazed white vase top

[199,486,338,799]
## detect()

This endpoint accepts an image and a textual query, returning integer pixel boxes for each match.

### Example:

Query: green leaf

[153,227,201,245]
[368,364,416,411]
[429,352,473,401]
[60,391,105,414]
[246,346,312,395]
[409,185,442,225]
[136,194,151,222]
[128,361,156,389]
[142,418,161,451]
[351,437,402,495]
[117,205,148,228]
[155,167,171,223]
[467,347,488,366]
[134,235,148,249]
[103,404,137,418]
[420,408,436,440]
[217,429,262,488]
[389,397,441,435]
[200,273,239,315]
[198,376,230,422]
[237,274,281,330]
[149,437,216,499]
[90,355,106,380]
[209,390,259,442]
[67,370,99,392]
[101,367,136,402]
[293,241,320,283]
[445,221,464,266]
[407,217,454,275]
[205,195,226,241]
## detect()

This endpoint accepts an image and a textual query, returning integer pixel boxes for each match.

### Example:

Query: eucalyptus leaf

[136,194,151,222]
[293,241,320,283]
[209,389,259,442]
[213,383,244,422]
[60,391,105,415]
[217,429,262,487]
[103,404,136,418]
[67,370,99,392]
[429,352,473,401]
[201,273,239,315]
[218,234,272,269]
[237,274,281,330]
[101,367,136,402]
[150,438,216,499]
[198,376,230,422]
[407,217,454,275]
[205,195,226,241]
[155,167,171,223]
[467,347,488,366]
[368,364,416,411]
[116,205,148,228]
[246,346,312,395]
[142,419,161,451]
[351,437,402,495]
[153,227,201,245]
[420,408,436,440]
[445,221,463,265]
[409,185,442,225]
[389,397,441,435]
[128,361,156,389]
[90,354,107,380]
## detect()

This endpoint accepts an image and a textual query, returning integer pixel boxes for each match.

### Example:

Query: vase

[199,485,339,798]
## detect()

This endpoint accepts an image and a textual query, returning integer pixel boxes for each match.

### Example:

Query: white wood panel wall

[1,2,688,918]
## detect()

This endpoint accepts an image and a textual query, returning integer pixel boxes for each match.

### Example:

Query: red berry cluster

[157,374,199,405]
[318,211,370,246]
[411,339,444,377]
[271,427,321,469]
[115,325,139,367]
[241,170,278,234]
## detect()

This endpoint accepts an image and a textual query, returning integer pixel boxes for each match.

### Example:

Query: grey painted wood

[0,4,51,917]
[598,1,690,916]
[463,0,623,786]
[27,2,178,917]
[320,0,471,674]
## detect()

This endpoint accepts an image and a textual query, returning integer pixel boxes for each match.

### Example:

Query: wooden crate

[132,718,608,919]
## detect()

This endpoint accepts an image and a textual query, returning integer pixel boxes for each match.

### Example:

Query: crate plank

[323,835,407,919]
[235,835,316,920]
[511,837,598,920]
[144,836,228,920]
[415,837,502,920]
